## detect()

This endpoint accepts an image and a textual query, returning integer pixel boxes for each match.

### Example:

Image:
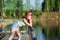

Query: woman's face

[26,12,32,19]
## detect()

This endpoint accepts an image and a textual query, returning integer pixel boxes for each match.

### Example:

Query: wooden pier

[1,34,29,40]
[0,30,30,40]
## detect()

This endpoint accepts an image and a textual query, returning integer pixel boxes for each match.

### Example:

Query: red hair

[23,11,32,18]
[25,11,32,16]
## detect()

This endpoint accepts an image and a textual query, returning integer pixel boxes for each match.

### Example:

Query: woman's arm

[29,18,32,27]
[23,18,32,27]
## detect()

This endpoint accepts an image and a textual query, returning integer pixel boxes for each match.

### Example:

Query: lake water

[33,24,60,40]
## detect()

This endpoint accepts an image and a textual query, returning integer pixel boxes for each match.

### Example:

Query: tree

[42,0,50,12]
[0,0,2,16]
[15,0,23,18]
[42,1,45,12]
[58,0,60,12]
[50,0,55,11]
[26,0,31,11]
[55,0,60,12]
[0,0,5,18]
[2,0,6,18]
[59,0,60,12]
[35,0,40,11]
[35,0,42,16]
[42,0,56,12]
[44,0,50,12]
[4,0,18,18]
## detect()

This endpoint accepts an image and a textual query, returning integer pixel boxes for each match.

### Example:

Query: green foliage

[2,0,24,18]
[42,0,60,12]
[0,0,2,16]
[33,10,42,17]
[0,0,60,18]
[42,0,50,12]
[55,0,60,11]
[25,0,31,11]
[4,0,17,10]
[15,0,23,18]
[35,0,41,10]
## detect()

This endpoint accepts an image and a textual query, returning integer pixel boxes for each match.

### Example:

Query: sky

[23,0,44,9]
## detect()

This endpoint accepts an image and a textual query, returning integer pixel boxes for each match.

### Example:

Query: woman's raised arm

[23,18,32,27]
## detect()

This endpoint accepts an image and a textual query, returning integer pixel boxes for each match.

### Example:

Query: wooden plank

[1,34,9,40]
[1,34,29,40]
[0,31,27,34]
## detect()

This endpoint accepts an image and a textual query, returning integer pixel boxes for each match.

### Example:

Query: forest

[0,0,60,18]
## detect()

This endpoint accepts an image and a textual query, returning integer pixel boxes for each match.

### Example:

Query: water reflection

[39,28,45,40]
[34,25,45,40]
[34,25,60,40]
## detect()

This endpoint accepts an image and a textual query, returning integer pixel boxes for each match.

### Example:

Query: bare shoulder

[23,18,27,22]
[23,18,26,21]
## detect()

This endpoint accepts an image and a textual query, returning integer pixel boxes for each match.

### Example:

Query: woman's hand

[23,18,32,27]
[28,18,32,27]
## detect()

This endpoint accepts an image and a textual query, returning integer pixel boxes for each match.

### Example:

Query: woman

[8,11,33,40]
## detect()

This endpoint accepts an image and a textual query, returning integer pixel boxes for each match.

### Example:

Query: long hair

[22,11,32,18]
[22,11,32,23]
